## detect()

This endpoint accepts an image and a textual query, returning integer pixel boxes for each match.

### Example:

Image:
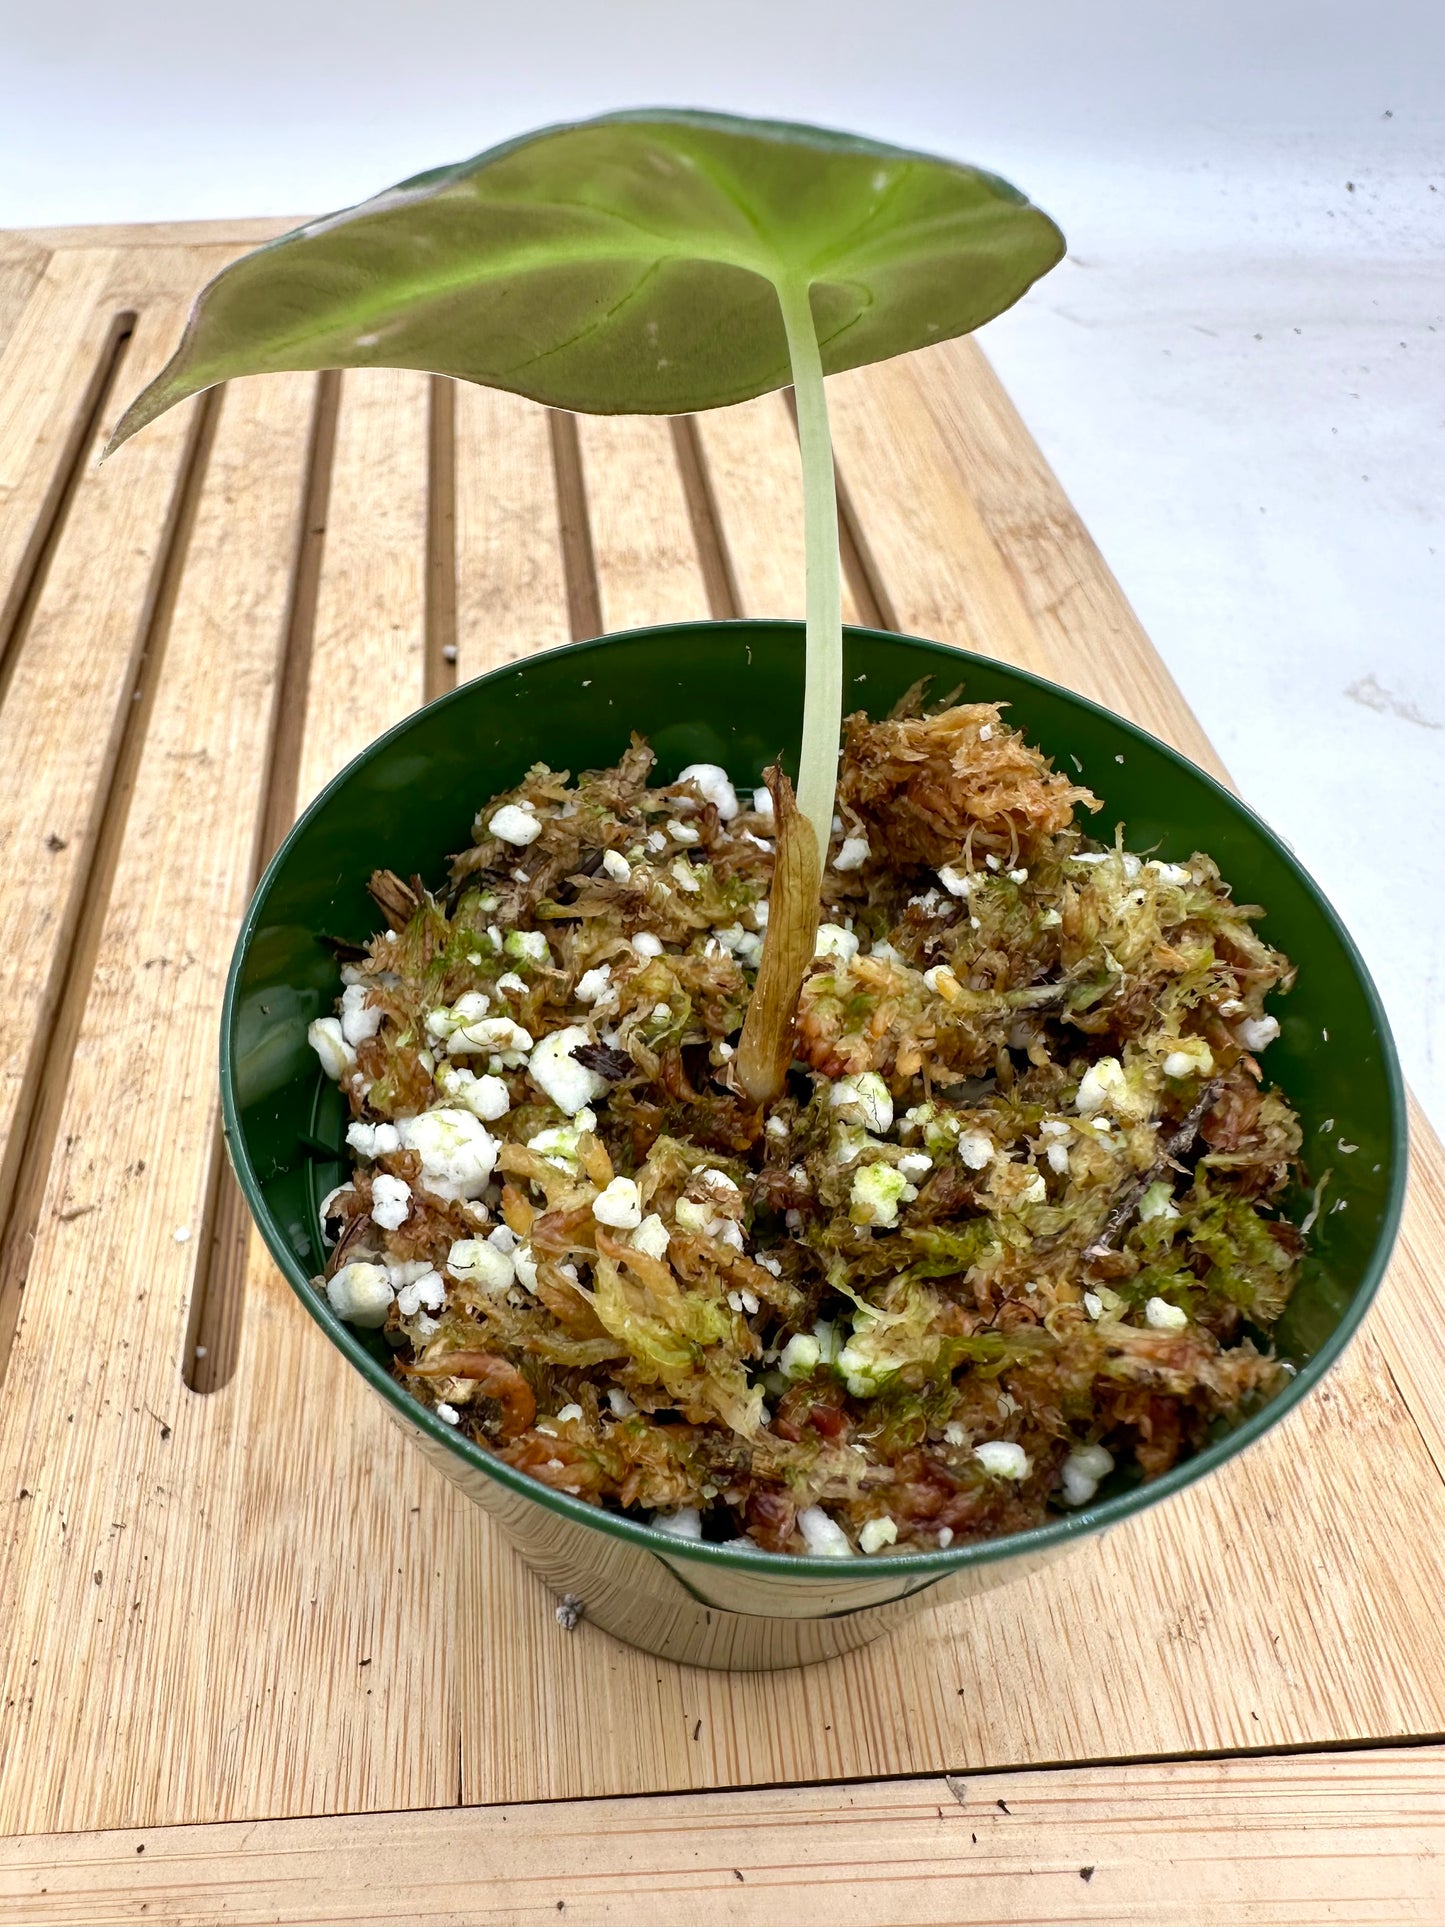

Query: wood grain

[0,223,1442,1861]
[577,413,711,633]
[0,293,197,1241]
[0,249,119,502]
[0,236,50,362]
[295,367,430,811]
[695,390,866,628]
[1370,1095,1445,1485]
[833,338,1224,774]
[15,215,308,252]
[827,349,1057,677]
[5,1746,1443,1927]
[0,248,121,661]
[0,368,317,1831]
[454,382,570,679]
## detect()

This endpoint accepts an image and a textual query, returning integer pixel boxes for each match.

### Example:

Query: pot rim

[220,619,1408,1581]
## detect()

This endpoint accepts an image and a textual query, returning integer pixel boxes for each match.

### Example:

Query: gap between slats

[548,409,603,641]
[781,385,897,633]
[181,376,885,1392]
[184,371,341,1393]
[669,415,741,621]
[835,473,899,635]
[0,382,222,1388]
[551,395,892,641]
[186,369,456,1390]
[0,311,135,714]
[425,375,458,701]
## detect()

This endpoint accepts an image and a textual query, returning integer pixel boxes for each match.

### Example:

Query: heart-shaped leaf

[107,109,1063,450]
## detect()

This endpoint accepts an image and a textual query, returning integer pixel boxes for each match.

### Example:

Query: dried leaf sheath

[735,767,821,1106]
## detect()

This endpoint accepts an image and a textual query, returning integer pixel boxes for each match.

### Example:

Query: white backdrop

[6,1,1443,1124]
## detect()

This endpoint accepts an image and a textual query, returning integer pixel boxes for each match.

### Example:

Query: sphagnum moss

[310,692,1305,1557]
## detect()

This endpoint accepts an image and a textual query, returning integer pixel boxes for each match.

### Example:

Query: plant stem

[734,765,820,1107]
[777,277,842,866]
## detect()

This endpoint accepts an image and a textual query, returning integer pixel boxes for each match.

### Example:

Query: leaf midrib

[187,198,970,381]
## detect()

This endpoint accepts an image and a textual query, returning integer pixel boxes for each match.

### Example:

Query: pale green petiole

[777,277,843,867]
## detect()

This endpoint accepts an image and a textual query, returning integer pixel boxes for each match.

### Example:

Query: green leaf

[107,108,1064,451]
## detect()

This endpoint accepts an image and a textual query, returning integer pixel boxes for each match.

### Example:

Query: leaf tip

[100,391,160,463]
[100,373,208,463]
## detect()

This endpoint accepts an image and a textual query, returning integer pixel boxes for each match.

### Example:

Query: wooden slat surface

[0,237,57,369]
[0,290,212,1244]
[454,383,570,676]
[579,412,712,633]
[0,223,1441,1901]
[5,1746,1443,1927]
[295,367,430,810]
[695,390,866,627]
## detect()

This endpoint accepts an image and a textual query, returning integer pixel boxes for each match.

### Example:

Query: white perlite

[505,928,551,965]
[1061,1443,1114,1508]
[574,964,612,1003]
[677,763,739,819]
[436,1066,511,1120]
[307,1016,355,1082]
[937,864,976,898]
[956,1130,994,1171]
[1076,1056,1128,1116]
[974,1440,1030,1480]
[394,1267,445,1317]
[830,1071,893,1135]
[850,1162,914,1228]
[814,923,860,963]
[592,1176,643,1230]
[369,1173,411,1230]
[488,802,541,846]
[347,1120,400,1158]
[1162,1035,1214,1079]
[798,1506,854,1558]
[446,1238,514,1294]
[858,1516,898,1554]
[1236,1014,1281,1052]
[339,981,383,1047]
[398,1108,498,1199]
[327,1262,393,1327]
[436,1004,533,1061]
[631,1213,670,1260]
[512,1243,539,1292]
[1145,1296,1189,1332]
[779,1333,821,1379]
[651,1507,703,1540]
[529,1025,609,1115]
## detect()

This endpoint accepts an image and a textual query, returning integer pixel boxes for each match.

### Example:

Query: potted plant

[112,112,1404,1669]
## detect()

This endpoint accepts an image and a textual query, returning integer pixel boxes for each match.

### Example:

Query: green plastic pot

[221,621,1406,1670]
